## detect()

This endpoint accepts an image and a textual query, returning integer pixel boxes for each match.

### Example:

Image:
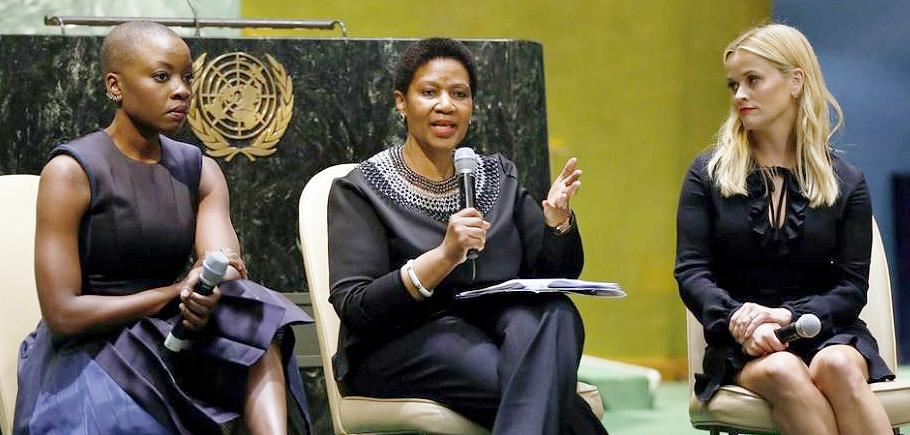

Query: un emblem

[187,52,294,162]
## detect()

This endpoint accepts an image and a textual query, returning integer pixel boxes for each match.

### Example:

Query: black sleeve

[511,159,584,279]
[782,175,871,330]
[674,160,743,345]
[327,177,422,335]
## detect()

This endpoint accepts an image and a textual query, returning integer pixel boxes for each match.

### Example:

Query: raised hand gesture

[542,157,582,227]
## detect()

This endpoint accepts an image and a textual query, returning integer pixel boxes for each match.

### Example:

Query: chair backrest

[298,163,358,434]
[687,217,898,390]
[0,175,42,433]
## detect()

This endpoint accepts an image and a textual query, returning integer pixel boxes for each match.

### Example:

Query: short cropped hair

[393,38,477,95]
[101,21,180,74]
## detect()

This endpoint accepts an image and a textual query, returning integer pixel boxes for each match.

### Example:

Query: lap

[16,343,170,435]
[736,350,810,388]
[348,294,584,399]
[459,292,583,343]
[735,345,871,393]
[347,314,500,398]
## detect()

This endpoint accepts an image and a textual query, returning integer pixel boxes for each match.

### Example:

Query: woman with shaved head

[13,21,312,434]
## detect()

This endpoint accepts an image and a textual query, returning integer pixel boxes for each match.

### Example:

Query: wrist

[771,308,793,325]
[546,210,574,235]
[436,243,464,267]
[404,259,433,298]
[170,282,183,299]
[544,209,569,227]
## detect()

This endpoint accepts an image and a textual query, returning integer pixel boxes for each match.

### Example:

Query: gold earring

[106,92,121,103]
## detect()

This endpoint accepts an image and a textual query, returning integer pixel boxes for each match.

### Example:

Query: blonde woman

[675,24,893,434]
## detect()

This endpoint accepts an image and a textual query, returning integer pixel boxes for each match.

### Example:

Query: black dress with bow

[675,152,893,401]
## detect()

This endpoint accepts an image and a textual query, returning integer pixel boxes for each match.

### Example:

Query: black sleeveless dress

[14,130,312,434]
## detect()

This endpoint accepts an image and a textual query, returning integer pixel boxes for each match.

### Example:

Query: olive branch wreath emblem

[187,53,294,162]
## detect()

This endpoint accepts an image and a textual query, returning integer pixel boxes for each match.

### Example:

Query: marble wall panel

[0,35,551,294]
[0,34,550,434]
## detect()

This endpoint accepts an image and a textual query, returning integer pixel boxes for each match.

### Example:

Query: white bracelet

[404,259,433,297]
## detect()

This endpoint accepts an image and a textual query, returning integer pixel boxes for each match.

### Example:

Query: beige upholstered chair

[0,175,42,434]
[298,164,604,434]
[687,217,910,435]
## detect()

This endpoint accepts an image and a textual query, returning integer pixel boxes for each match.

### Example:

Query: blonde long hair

[707,23,842,207]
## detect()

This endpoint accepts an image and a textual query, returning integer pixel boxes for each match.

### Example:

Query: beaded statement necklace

[360,146,502,223]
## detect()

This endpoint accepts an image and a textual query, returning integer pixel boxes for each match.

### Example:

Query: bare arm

[35,155,180,336]
[193,156,242,271]
[173,156,246,330]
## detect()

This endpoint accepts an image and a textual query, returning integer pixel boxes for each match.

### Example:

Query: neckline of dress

[99,129,165,166]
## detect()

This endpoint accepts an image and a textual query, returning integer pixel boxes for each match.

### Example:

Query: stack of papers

[456,278,626,300]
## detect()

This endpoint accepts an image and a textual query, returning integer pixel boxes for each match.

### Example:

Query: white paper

[456,278,626,299]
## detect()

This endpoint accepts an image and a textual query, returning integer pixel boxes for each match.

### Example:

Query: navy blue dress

[675,152,894,401]
[14,130,312,434]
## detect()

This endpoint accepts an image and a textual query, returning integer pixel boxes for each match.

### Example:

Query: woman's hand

[203,247,247,280]
[440,207,491,265]
[742,322,787,357]
[543,157,582,227]
[174,267,223,331]
[729,302,793,343]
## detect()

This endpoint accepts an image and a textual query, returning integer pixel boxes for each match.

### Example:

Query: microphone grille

[201,251,230,282]
[454,147,477,173]
[795,313,822,338]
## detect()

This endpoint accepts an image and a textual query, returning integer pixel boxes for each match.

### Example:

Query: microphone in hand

[774,313,821,343]
[454,147,479,260]
[164,251,229,352]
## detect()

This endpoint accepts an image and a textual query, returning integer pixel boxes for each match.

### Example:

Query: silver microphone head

[795,314,822,338]
[200,251,230,286]
[454,147,477,174]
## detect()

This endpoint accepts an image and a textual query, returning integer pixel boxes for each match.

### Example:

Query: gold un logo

[188,52,293,161]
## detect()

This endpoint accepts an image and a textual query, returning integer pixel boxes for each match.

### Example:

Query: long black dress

[327,146,606,435]
[14,130,312,434]
[675,152,894,401]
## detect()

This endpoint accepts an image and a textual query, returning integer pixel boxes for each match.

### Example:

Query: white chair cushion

[0,175,42,433]
[340,397,487,435]
[690,379,910,432]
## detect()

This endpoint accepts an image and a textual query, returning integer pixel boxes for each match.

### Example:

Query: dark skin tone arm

[34,154,239,336]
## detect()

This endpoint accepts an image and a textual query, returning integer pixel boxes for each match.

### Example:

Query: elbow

[43,313,83,337]
[336,307,378,336]
[40,301,90,337]
[572,252,584,278]
[340,317,370,336]
[330,291,373,336]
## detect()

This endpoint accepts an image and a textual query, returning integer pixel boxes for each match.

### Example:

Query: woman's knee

[504,294,581,328]
[809,346,868,394]
[740,352,813,395]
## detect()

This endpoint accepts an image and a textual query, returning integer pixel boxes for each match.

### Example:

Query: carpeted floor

[601,365,910,435]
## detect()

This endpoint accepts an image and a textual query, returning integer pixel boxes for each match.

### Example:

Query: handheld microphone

[454,147,479,261]
[164,251,229,352]
[774,313,821,343]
